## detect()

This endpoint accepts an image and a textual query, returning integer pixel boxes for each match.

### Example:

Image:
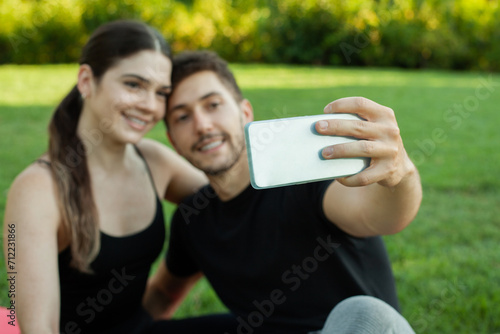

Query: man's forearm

[360,165,422,235]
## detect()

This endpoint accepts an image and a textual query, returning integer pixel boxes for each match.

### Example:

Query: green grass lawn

[1,64,499,333]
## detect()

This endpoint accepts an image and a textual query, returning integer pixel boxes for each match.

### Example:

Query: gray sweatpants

[310,296,415,334]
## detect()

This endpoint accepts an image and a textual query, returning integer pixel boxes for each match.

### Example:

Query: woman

[2,20,208,334]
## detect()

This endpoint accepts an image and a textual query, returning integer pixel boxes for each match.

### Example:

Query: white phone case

[245,114,370,189]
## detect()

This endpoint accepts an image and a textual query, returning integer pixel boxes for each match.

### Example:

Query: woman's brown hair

[48,20,170,273]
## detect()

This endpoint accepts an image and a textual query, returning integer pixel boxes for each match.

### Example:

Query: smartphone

[245,113,370,189]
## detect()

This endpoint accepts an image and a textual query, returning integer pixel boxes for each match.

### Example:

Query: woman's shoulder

[134,138,177,191]
[135,138,180,169]
[5,158,61,233]
[136,137,173,155]
[10,157,55,193]
[135,138,207,202]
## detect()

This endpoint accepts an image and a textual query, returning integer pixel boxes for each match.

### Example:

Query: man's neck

[208,156,251,201]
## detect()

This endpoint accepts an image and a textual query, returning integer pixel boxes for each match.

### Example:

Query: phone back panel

[245,114,370,189]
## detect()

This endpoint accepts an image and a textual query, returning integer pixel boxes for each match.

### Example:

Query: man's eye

[208,102,220,110]
[176,114,189,122]
[125,81,140,89]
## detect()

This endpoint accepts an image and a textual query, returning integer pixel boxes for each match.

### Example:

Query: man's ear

[240,99,254,124]
[77,64,94,98]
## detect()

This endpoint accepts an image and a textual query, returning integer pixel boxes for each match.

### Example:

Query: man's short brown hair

[170,50,243,103]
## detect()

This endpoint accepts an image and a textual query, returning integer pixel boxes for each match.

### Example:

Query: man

[144,51,422,334]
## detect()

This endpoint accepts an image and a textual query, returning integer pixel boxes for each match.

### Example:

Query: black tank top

[52,149,166,333]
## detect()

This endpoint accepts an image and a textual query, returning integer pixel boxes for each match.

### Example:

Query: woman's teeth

[126,115,147,126]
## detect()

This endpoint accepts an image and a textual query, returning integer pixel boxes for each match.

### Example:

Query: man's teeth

[200,140,223,151]
[126,115,147,126]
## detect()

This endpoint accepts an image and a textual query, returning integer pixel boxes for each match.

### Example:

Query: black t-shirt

[166,180,398,334]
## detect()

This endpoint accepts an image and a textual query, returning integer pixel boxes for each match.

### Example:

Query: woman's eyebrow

[121,73,150,83]
[121,73,171,90]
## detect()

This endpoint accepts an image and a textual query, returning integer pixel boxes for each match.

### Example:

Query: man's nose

[193,109,214,134]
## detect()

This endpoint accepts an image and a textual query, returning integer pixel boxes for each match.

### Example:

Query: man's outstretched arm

[317,97,422,237]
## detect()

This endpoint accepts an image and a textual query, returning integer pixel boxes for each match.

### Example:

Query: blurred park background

[1,0,500,70]
[1,0,500,333]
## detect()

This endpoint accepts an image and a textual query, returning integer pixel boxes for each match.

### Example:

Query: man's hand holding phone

[316,97,416,189]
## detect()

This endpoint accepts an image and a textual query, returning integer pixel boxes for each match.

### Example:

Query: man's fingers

[324,97,395,122]
[336,167,378,187]
[321,141,395,159]
[335,164,385,187]
[315,118,382,140]
[337,160,403,188]
[318,96,407,188]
